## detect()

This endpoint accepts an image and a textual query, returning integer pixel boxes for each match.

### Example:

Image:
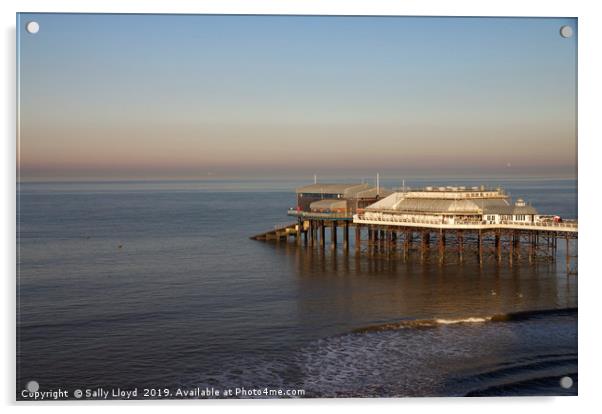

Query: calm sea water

[16,178,578,398]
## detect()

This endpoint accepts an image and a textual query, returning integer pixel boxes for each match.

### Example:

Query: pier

[254,183,578,274]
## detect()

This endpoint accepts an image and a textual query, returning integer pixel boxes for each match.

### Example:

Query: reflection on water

[270,241,576,332]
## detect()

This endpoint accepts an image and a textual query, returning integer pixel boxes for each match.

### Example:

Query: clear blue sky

[18,14,577,180]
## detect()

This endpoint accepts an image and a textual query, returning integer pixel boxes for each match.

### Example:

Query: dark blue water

[16,178,577,398]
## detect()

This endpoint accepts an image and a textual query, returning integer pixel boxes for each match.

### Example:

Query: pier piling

[566,235,570,274]
[331,222,337,249]
[319,221,325,248]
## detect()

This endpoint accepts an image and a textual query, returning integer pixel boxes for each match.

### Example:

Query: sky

[17,14,577,181]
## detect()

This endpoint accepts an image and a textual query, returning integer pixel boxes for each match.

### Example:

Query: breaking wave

[352,307,577,334]
[183,307,577,397]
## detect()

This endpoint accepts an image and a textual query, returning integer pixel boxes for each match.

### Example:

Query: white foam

[434,317,491,325]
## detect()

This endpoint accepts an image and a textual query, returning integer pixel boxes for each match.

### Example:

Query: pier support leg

[319,221,325,248]
[297,219,302,246]
[438,230,445,265]
[355,225,361,252]
[331,221,337,249]
[375,226,380,255]
[509,231,514,266]
[370,227,376,255]
[343,222,349,251]
[421,230,429,262]
[309,221,314,247]
[458,230,464,262]
[566,235,570,274]
[404,230,410,260]
[478,230,483,266]
[495,232,500,263]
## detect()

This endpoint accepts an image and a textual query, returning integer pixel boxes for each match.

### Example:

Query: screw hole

[559,25,573,38]
[26,21,40,34]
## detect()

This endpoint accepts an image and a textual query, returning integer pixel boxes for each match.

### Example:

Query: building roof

[390,188,507,200]
[310,199,347,210]
[391,198,510,214]
[296,183,387,198]
[366,191,538,215]
[353,187,393,199]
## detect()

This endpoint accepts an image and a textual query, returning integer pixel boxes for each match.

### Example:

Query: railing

[358,215,446,225]
[287,209,353,219]
[354,214,578,231]
[499,220,578,229]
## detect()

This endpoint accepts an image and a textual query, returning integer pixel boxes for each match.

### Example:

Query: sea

[16,178,578,399]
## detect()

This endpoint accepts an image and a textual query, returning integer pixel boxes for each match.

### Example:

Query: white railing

[354,214,578,231]
[287,209,351,219]
[363,216,446,225]
[499,220,578,229]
